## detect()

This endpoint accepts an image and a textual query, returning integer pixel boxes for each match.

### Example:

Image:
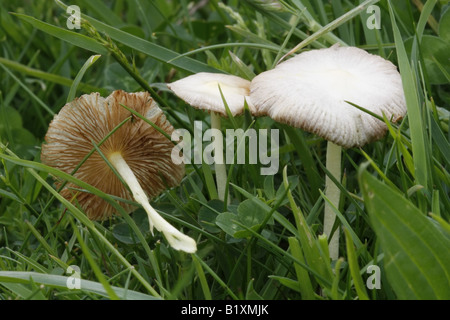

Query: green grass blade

[0,271,159,300]
[69,217,119,300]
[416,0,438,40]
[167,42,281,64]
[0,57,107,95]
[55,0,220,74]
[281,125,321,201]
[67,54,101,103]
[24,221,58,257]
[288,237,315,300]
[0,62,55,117]
[388,0,430,190]
[344,228,369,300]
[192,254,239,300]
[12,13,108,54]
[79,0,124,27]
[192,255,212,300]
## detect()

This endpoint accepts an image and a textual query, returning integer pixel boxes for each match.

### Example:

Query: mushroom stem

[210,111,228,203]
[324,141,342,260]
[108,152,197,253]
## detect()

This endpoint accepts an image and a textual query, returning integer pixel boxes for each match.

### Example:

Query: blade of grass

[0,57,108,95]
[319,189,365,251]
[167,42,281,64]
[192,255,212,300]
[12,13,108,54]
[388,0,430,190]
[118,103,172,142]
[344,228,369,300]
[192,254,239,300]
[24,221,58,257]
[68,217,119,300]
[55,0,221,74]
[0,62,54,117]
[0,271,158,300]
[288,237,315,300]
[67,54,101,103]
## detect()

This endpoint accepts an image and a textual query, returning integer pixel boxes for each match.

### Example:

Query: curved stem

[324,141,342,260]
[211,112,228,203]
[108,152,197,253]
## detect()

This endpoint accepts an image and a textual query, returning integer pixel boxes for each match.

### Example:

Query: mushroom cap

[41,90,185,221]
[250,45,407,148]
[167,72,253,117]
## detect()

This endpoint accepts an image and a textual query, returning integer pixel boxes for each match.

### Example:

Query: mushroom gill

[41,90,196,253]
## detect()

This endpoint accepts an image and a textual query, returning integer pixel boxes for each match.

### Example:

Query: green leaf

[112,223,141,244]
[237,199,266,229]
[439,6,450,42]
[215,212,246,238]
[215,212,240,237]
[0,106,22,130]
[198,199,223,233]
[215,198,271,238]
[230,182,298,237]
[405,35,450,85]
[359,169,450,300]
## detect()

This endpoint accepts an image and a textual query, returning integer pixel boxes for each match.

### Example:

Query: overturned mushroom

[167,72,253,202]
[41,90,196,253]
[250,45,406,259]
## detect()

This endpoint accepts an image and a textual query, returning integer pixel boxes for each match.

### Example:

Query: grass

[0,0,449,301]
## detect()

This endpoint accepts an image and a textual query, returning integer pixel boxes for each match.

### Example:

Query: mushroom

[41,90,197,253]
[167,72,253,202]
[250,45,406,259]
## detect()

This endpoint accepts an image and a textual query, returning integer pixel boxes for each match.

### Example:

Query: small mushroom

[250,45,406,259]
[167,72,253,117]
[167,72,253,202]
[41,90,196,253]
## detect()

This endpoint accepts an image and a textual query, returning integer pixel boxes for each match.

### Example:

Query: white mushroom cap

[250,45,407,148]
[167,72,253,117]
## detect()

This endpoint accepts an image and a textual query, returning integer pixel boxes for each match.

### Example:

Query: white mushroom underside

[250,46,407,148]
[168,72,253,116]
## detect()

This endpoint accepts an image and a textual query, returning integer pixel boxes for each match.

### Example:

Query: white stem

[211,112,229,203]
[108,152,197,253]
[324,141,342,260]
